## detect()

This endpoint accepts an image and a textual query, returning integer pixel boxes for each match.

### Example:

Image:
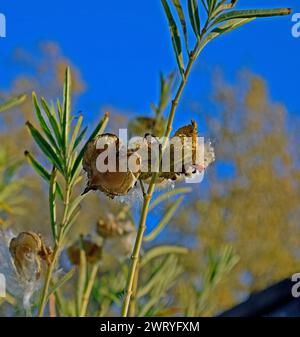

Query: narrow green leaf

[140,245,188,268]
[197,18,255,56]
[208,0,218,14]
[171,0,189,53]
[76,248,87,315]
[24,151,63,199]
[66,194,85,223]
[32,93,59,150]
[49,167,58,240]
[73,126,87,150]
[144,196,184,242]
[161,0,185,77]
[0,94,26,113]
[70,112,109,181]
[57,99,63,124]
[212,8,292,26]
[40,97,63,146]
[188,0,201,38]
[149,187,191,211]
[62,67,72,154]
[47,268,76,301]
[212,0,238,18]
[201,0,208,14]
[26,121,64,173]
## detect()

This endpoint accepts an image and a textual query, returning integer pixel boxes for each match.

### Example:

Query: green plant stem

[121,39,202,317]
[37,242,61,316]
[129,261,140,317]
[79,263,99,317]
[37,184,71,317]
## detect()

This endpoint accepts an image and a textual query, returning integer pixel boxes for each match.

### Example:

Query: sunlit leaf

[32,93,58,150]
[0,94,26,113]
[47,268,76,301]
[188,0,201,38]
[26,121,64,173]
[62,67,72,154]
[171,0,189,52]
[149,187,191,211]
[161,0,185,77]
[40,97,63,146]
[24,151,63,199]
[144,196,184,241]
[212,8,292,26]
[197,17,255,56]
[49,167,58,240]
[140,245,188,267]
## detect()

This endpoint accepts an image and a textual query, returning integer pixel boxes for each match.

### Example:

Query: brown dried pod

[82,134,141,198]
[67,237,102,265]
[97,213,135,239]
[9,232,52,282]
[170,121,215,181]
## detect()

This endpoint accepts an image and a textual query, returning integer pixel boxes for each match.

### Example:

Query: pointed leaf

[47,268,76,301]
[140,245,188,267]
[40,97,63,146]
[161,0,185,77]
[212,8,292,26]
[62,67,72,153]
[49,167,58,240]
[26,121,64,173]
[149,187,191,211]
[171,0,189,52]
[188,0,201,38]
[32,93,59,150]
[144,196,184,242]
[24,151,63,199]
[197,18,255,56]
[0,94,26,113]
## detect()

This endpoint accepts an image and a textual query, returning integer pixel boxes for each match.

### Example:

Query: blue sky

[0,0,299,128]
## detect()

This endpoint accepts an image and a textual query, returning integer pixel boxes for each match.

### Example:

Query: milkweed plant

[0,0,291,317]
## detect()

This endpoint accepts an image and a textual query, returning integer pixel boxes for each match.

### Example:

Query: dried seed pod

[97,213,135,239]
[67,237,102,265]
[9,232,52,282]
[158,120,215,182]
[83,134,141,198]
[97,213,136,257]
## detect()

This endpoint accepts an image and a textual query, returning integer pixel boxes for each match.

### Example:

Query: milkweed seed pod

[140,121,215,184]
[67,237,102,265]
[83,133,142,198]
[9,232,52,282]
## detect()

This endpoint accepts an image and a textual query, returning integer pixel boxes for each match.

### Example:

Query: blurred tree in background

[175,71,300,315]
[1,43,299,316]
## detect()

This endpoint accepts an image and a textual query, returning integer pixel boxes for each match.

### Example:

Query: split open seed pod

[83,133,141,198]
[9,232,52,282]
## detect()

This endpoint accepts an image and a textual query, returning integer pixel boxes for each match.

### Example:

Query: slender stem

[80,263,99,317]
[37,184,71,317]
[121,40,202,317]
[37,243,61,316]
[49,294,57,317]
[129,261,140,317]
